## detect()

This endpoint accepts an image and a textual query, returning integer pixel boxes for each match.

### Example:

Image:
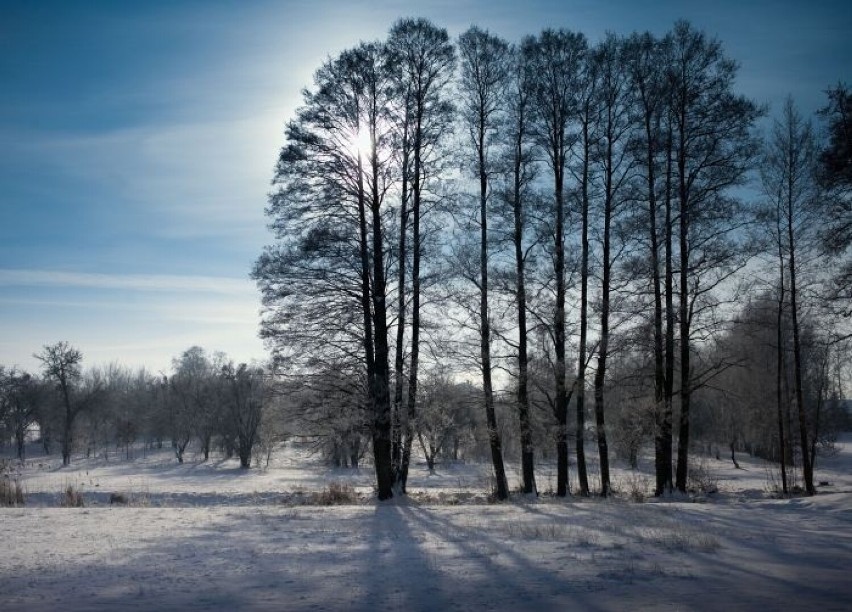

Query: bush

[311,482,358,505]
[60,485,85,507]
[615,471,651,503]
[1,477,25,507]
[687,458,719,495]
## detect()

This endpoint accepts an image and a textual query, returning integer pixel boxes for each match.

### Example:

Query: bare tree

[220,362,265,469]
[624,31,673,495]
[255,41,398,498]
[525,29,586,497]
[817,83,852,314]
[0,368,41,460]
[502,41,539,494]
[457,25,511,500]
[386,18,456,493]
[761,98,821,495]
[589,33,635,497]
[36,341,98,466]
[667,21,762,492]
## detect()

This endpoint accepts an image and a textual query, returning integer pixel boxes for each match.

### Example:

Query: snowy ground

[2,437,851,611]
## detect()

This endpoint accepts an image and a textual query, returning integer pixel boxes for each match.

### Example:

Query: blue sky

[1,0,850,373]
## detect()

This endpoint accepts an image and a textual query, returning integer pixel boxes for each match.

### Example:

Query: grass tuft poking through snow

[310,481,359,505]
[59,484,85,507]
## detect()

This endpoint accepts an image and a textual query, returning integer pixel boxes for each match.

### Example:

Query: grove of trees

[3,19,849,504]
[253,18,850,500]
[1,343,276,470]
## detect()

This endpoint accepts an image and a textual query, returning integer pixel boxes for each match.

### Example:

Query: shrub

[311,482,357,505]
[1,477,25,507]
[60,485,85,507]
[688,458,719,495]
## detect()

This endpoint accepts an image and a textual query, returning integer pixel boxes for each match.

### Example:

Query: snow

[2,437,851,610]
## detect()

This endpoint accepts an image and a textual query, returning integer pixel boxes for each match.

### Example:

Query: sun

[347,127,373,160]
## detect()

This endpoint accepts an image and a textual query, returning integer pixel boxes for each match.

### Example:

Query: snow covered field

[3,437,851,611]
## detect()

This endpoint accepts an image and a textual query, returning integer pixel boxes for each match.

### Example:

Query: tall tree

[624,31,673,495]
[254,42,397,498]
[36,341,93,466]
[170,346,214,462]
[762,98,820,495]
[220,362,265,469]
[667,21,762,492]
[390,71,414,483]
[0,368,40,460]
[458,26,511,500]
[526,29,586,497]
[503,41,539,494]
[386,18,456,492]
[817,83,852,314]
[590,33,634,497]
[570,38,595,497]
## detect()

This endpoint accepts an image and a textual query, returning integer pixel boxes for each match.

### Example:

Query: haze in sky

[1,0,850,372]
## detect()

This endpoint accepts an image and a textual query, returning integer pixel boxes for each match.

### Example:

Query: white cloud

[0,268,253,295]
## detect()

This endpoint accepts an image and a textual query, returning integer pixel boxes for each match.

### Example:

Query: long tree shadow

[355,502,612,611]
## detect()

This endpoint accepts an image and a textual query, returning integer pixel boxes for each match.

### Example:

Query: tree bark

[511,101,536,494]
[400,105,423,494]
[576,118,590,497]
[368,94,394,500]
[594,113,614,498]
[675,109,692,493]
[477,113,509,501]
[392,106,410,484]
[787,182,815,496]
[775,220,789,494]
[662,118,676,494]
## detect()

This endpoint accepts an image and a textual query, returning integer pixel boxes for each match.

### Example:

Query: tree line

[0,343,276,469]
[254,18,851,500]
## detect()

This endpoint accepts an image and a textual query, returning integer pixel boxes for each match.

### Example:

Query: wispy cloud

[0,269,253,295]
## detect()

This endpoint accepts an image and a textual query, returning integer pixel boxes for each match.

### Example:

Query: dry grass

[309,482,358,505]
[641,525,720,552]
[59,485,85,508]
[614,472,652,503]
[688,458,719,495]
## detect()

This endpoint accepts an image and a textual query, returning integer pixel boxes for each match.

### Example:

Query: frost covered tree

[386,18,456,492]
[255,40,399,498]
[35,342,99,466]
[666,22,763,492]
[457,25,511,500]
[0,368,41,460]
[817,83,852,313]
[220,362,265,469]
[525,28,586,497]
[761,98,822,495]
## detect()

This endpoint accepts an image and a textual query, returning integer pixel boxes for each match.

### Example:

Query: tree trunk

[554,165,570,497]
[645,108,668,496]
[594,128,613,498]
[787,166,815,496]
[675,115,691,493]
[368,106,394,501]
[576,119,590,497]
[512,114,536,495]
[662,121,676,494]
[399,110,423,494]
[478,118,509,501]
[392,108,410,482]
[775,229,789,494]
[61,379,72,466]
